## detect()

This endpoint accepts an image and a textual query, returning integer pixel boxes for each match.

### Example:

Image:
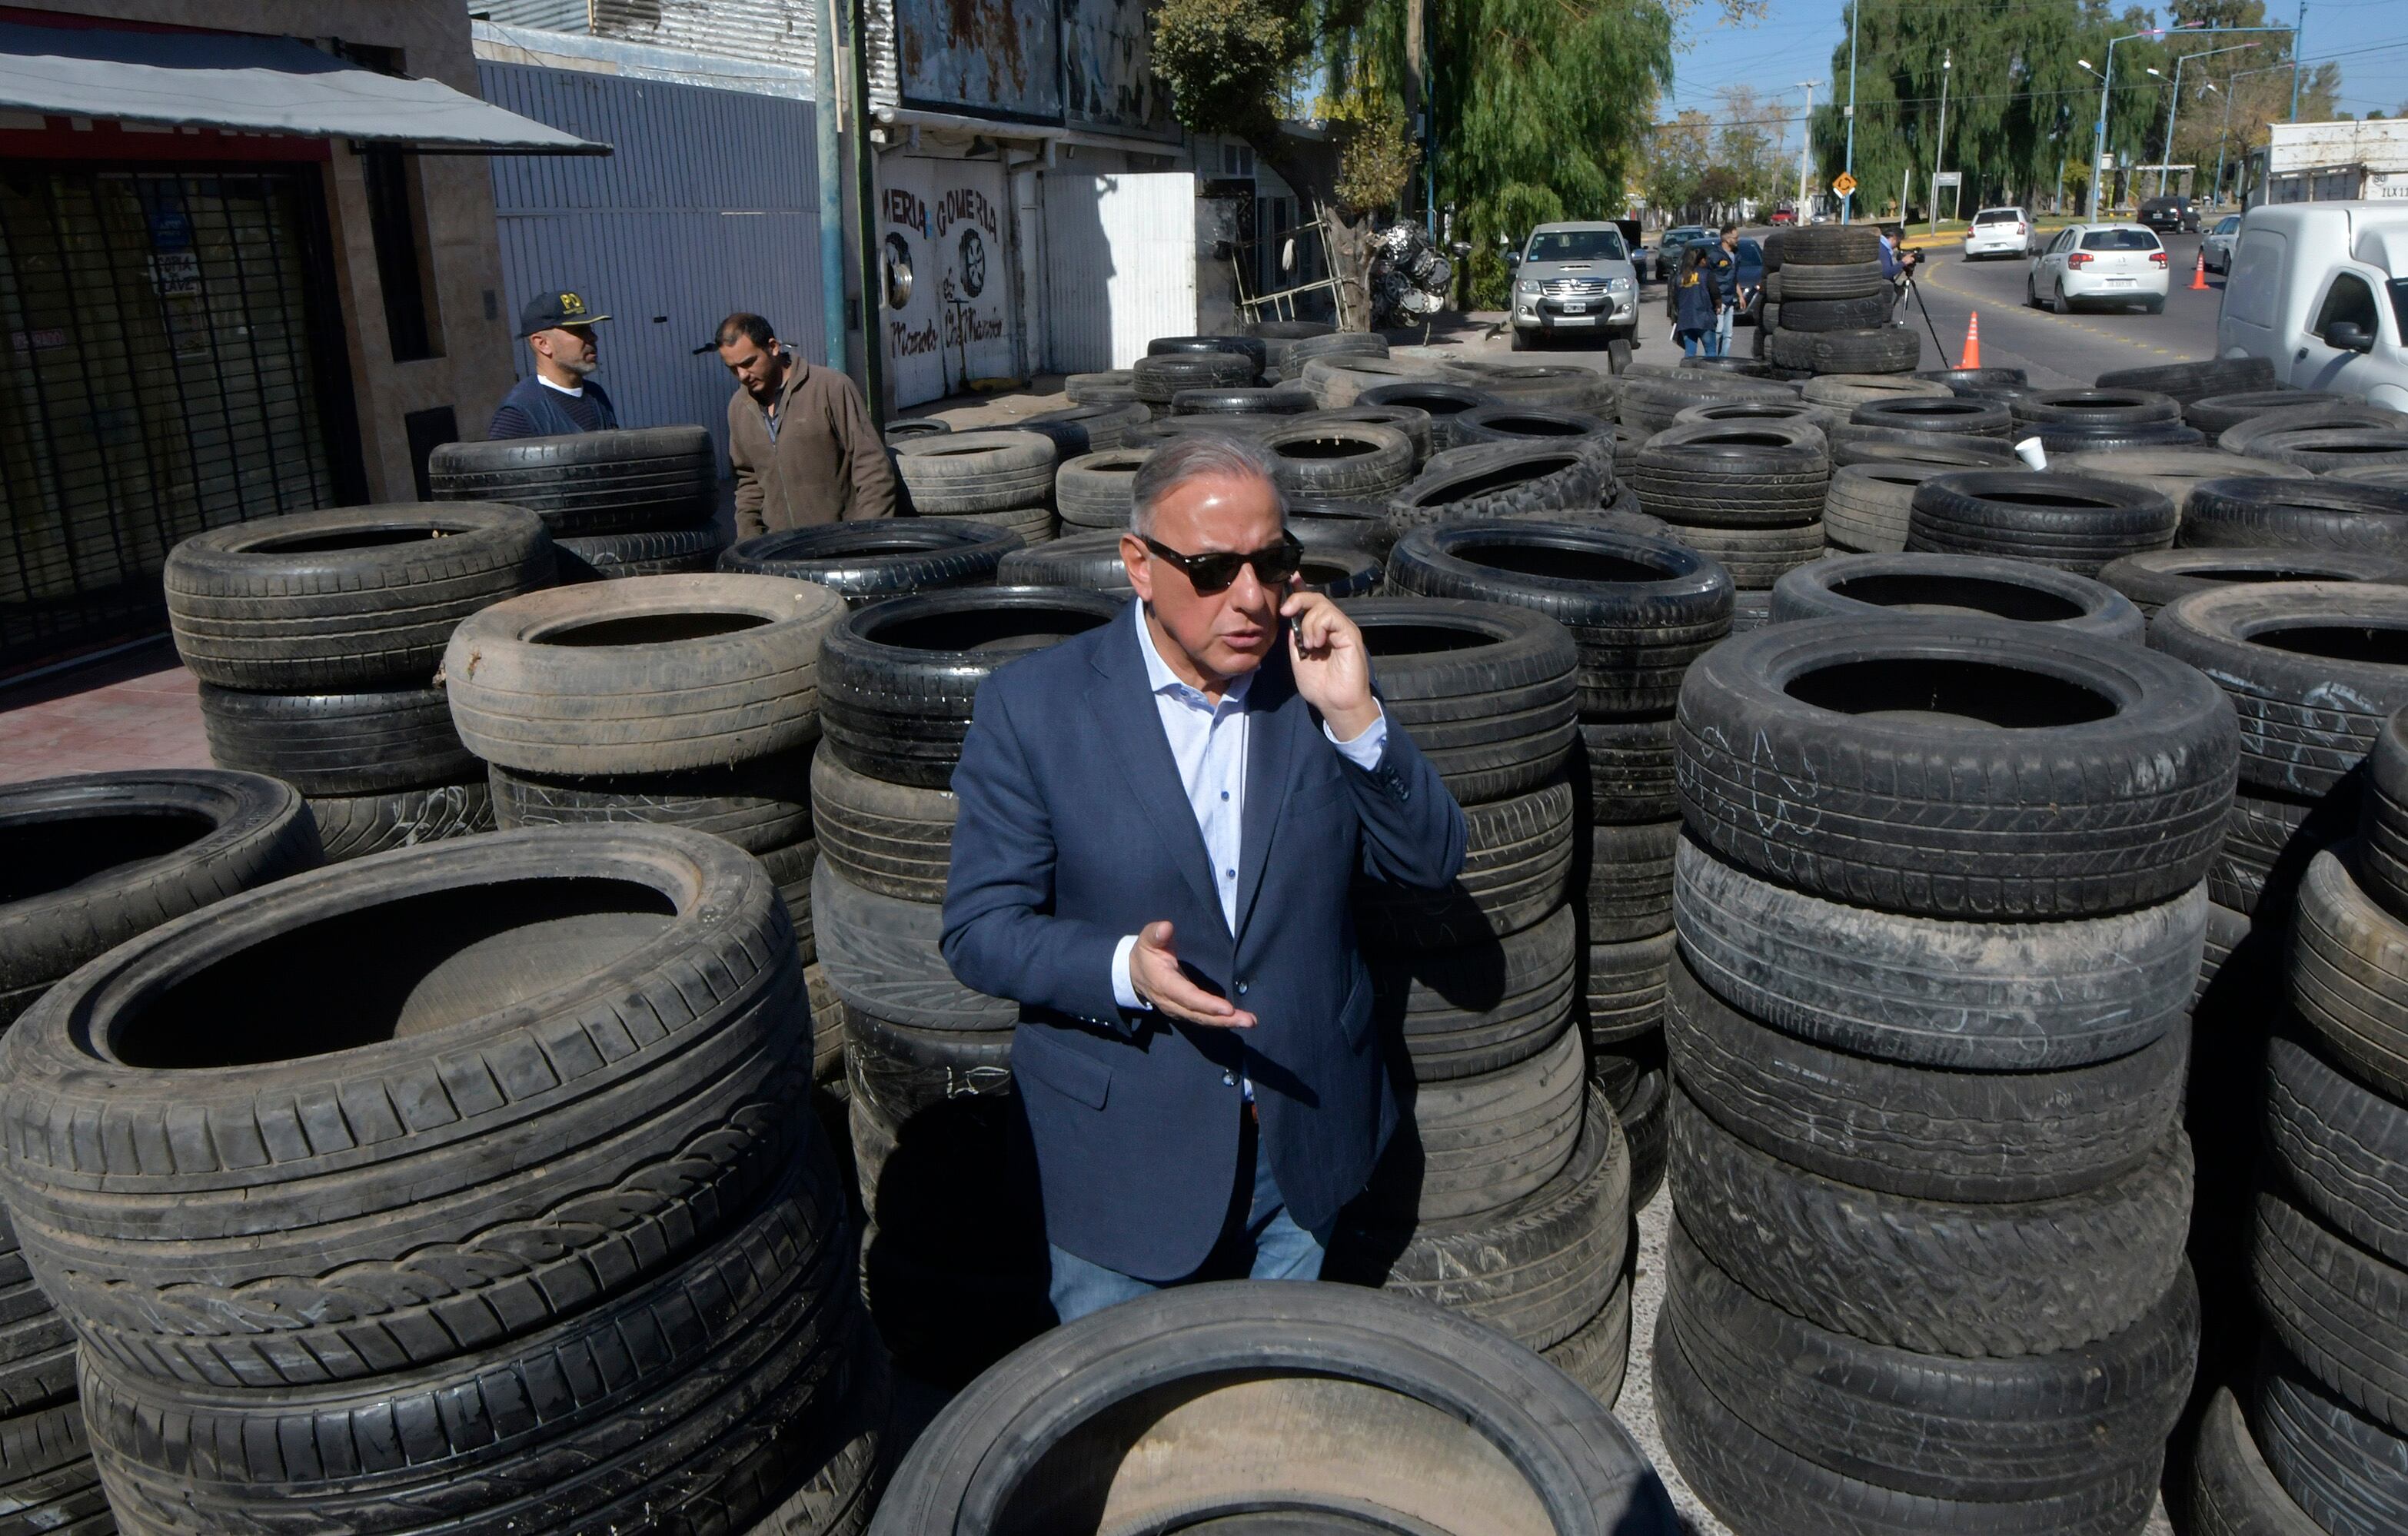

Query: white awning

[0,19,609,155]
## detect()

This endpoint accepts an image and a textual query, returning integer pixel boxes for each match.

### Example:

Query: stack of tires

[1055,445,1155,533]
[2151,580,2408,1402]
[1631,419,1828,620]
[1385,522,1734,1217]
[0,769,323,1534]
[442,574,845,1102]
[1658,615,2236,1535]
[2098,356,2277,407]
[809,586,1124,1385]
[0,823,886,1535]
[1763,227,1917,377]
[1905,470,2179,575]
[890,429,1060,544]
[1018,401,1149,458]
[168,504,556,861]
[1134,342,1260,417]
[1262,419,1418,507]
[1617,367,1794,437]
[428,426,723,580]
[1277,330,1389,384]
[1249,318,1337,377]
[1326,594,1634,1402]
[720,518,1023,607]
[2190,713,2408,1532]
[2011,389,2203,454]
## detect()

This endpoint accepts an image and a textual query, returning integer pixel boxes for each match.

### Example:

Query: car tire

[1904,469,2178,576]
[1261,420,1417,498]
[2251,1346,2408,1536]
[1343,598,1580,805]
[1384,437,1615,536]
[489,751,812,855]
[1368,1024,1587,1222]
[426,427,717,535]
[197,682,478,796]
[307,780,496,863]
[1674,617,2237,919]
[1768,551,2144,642]
[2253,1180,2408,1434]
[0,771,321,1028]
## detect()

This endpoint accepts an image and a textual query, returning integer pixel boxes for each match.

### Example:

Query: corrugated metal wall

[1043,172,1196,370]
[587,0,823,85]
[474,0,593,31]
[478,62,824,467]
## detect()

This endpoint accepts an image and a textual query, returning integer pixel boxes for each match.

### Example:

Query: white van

[2217,201,2408,408]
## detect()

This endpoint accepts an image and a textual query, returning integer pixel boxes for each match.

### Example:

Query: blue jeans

[1678,328,1706,357]
[1048,1110,1325,1323]
[1711,306,1733,355]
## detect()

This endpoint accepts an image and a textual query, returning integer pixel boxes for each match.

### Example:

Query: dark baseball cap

[520,289,610,335]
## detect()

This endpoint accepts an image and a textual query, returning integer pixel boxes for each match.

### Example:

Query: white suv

[1962,207,2031,261]
[2028,224,2170,314]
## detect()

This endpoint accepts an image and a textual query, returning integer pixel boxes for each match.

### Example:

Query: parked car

[1508,221,1642,367]
[2027,224,2170,314]
[2217,201,2408,408]
[2202,213,2242,274]
[2138,195,2200,234]
[1961,206,2032,261]
[1770,205,1798,227]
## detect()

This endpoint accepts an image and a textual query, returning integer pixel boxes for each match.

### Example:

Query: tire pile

[441,572,848,1116]
[167,504,556,860]
[0,770,323,1534]
[1383,523,1734,1218]
[1656,615,2236,1535]
[809,586,1124,1387]
[1325,594,1630,1400]
[0,823,885,1535]
[1761,226,1918,377]
[2150,580,2408,1415]
[889,429,1060,546]
[721,517,1026,607]
[429,425,724,580]
[2188,710,2408,1534]
[1630,419,1829,607]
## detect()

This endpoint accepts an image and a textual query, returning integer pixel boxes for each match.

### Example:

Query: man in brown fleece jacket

[717,312,897,538]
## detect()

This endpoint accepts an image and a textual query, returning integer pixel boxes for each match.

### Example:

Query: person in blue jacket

[487,289,617,439]
[940,433,1468,1322]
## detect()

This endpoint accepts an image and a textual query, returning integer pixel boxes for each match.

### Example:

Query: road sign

[1832,172,1858,196]
[1934,171,1961,188]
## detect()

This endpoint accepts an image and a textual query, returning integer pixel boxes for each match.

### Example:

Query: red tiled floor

[0,640,212,786]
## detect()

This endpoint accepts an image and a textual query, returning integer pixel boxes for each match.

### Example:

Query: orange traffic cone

[1962,311,1981,369]
[2191,249,2210,291]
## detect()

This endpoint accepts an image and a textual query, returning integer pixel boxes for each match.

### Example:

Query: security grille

[0,166,355,673]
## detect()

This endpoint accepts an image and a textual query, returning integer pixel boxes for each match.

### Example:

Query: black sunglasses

[1139,532,1305,595]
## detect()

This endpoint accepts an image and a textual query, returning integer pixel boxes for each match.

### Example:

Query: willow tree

[1152,0,1688,327]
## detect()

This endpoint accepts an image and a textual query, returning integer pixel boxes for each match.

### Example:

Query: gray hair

[1129,431,1287,537]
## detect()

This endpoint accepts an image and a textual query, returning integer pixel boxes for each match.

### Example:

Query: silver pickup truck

[1508,221,1641,368]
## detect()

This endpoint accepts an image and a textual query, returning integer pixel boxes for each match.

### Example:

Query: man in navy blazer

[942,433,1468,1319]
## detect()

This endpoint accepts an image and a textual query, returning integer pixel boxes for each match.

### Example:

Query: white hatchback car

[2028,224,2170,314]
[1962,207,2032,260]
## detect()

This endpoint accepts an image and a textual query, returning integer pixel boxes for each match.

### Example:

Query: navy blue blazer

[940,601,1468,1281]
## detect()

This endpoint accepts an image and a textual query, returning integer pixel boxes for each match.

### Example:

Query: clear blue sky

[1662,0,2408,157]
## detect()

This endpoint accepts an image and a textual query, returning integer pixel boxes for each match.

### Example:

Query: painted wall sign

[882,155,1016,405]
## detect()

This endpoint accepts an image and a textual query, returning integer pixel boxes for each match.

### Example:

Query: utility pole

[2290,2,2308,120]
[1930,47,1952,237]
[1405,0,1429,231]
[814,0,847,370]
[1841,0,1859,222]
[1795,80,1816,212]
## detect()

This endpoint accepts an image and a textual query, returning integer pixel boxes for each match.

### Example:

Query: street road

[1884,231,2220,386]
[1474,228,2222,394]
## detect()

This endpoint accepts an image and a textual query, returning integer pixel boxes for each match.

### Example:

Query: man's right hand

[1129,920,1256,1029]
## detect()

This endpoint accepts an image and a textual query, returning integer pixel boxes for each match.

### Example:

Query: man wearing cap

[488,290,618,439]
[716,311,896,535]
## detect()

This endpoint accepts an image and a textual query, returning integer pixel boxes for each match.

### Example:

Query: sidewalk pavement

[0,642,209,787]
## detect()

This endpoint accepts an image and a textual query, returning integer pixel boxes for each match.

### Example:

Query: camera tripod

[1895,273,1956,370]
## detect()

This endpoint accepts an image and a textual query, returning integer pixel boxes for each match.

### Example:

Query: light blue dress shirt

[1110,607,1388,1012]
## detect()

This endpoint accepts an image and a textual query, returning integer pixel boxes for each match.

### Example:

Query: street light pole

[2090,24,2297,221]
[1794,81,1816,213]
[1841,1,1861,222]
[2213,62,2295,205]
[2163,42,2260,198]
[1930,48,1952,238]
